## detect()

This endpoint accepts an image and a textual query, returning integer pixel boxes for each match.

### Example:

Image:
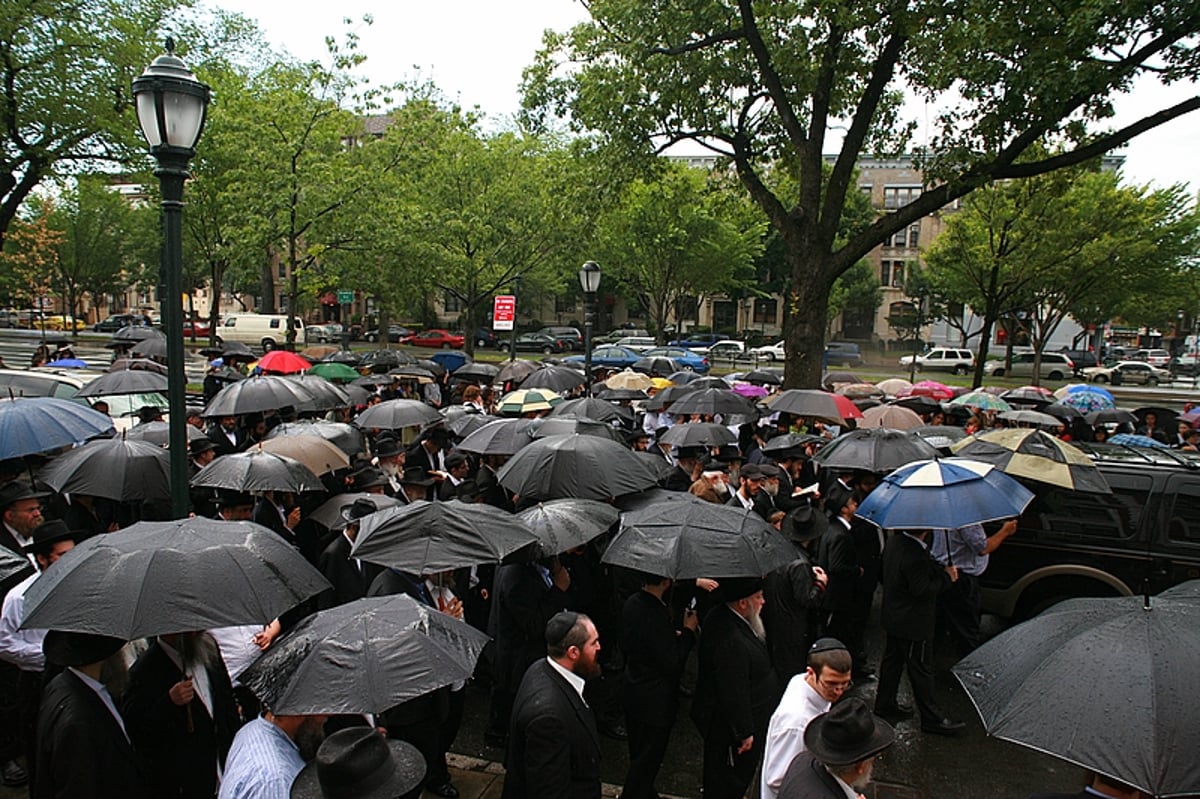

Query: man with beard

[121,631,242,799]
[691,577,780,799]
[502,612,603,799]
[776,698,895,799]
[218,709,328,799]
[374,436,409,501]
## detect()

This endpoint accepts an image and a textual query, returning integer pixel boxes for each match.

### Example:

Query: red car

[182,319,212,337]
[400,329,464,349]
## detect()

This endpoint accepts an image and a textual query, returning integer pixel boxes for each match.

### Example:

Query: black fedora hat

[351,466,389,492]
[23,519,80,554]
[803,697,895,766]
[781,505,828,544]
[0,482,48,512]
[189,438,217,457]
[716,576,764,603]
[43,630,126,668]
[398,466,434,487]
[340,498,378,524]
[373,436,404,460]
[290,727,425,799]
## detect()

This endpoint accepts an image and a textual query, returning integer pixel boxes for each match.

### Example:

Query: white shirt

[209,625,264,681]
[761,675,832,799]
[2,524,36,568]
[0,572,44,671]
[734,490,756,510]
[546,656,586,703]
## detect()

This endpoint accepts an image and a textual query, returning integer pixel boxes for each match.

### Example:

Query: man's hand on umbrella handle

[254,619,282,650]
[286,506,302,530]
[736,735,754,754]
[169,677,195,706]
[552,561,571,591]
[812,566,828,589]
[945,565,959,583]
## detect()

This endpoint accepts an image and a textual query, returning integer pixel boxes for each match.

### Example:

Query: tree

[0,209,63,312]
[522,0,1200,387]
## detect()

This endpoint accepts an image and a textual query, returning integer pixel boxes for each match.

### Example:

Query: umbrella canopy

[76,370,168,398]
[548,397,633,425]
[108,357,169,375]
[875,378,913,396]
[444,412,500,438]
[519,365,587,393]
[527,416,625,443]
[219,341,257,361]
[659,422,737,448]
[890,395,943,416]
[613,487,708,513]
[836,383,885,400]
[359,349,416,371]
[308,493,403,531]
[767,390,844,424]
[732,383,768,400]
[821,371,862,389]
[604,370,655,391]
[497,389,564,416]
[631,357,680,377]
[668,388,759,418]
[37,437,171,502]
[285,376,352,412]
[299,345,340,360]
[1085,409,1138,426]
[258,437,350,476]
[1108,433,1169,448]
[112,325,164,343]
[256,350,310,374]
[951,429,1111,493]
[352,500,539,572]
[306,362,360,382]
[239,594,490,715]
[21,518,329,638]
[1055,382,1114,400]
[121,420,206,447]
[760,432,826,456]
[495,359,540,384]
[1133,406,1178,428]
[1059,389,1117,413]
[387,366,434,384]
[1043,402,1084,421]
[814,428,940,474]
[953,582,1200,798]
[355,398,442,431]
[903,380,955,401]
[909,425,968,451]
[741,369,783,386]
[456,418,535,456]
[497,434,661,501]
[191,449,325,493]
[1002,387,1054,407]
[859,404,924,430]
[998,409,1063,428]
[0,397,115,460]
[950,391,1012,412]
[130,337,168,359]
[453,362,501,382]
[204,376,320,418]
[829,393,864,420]
[604,501,798,579]
[516,499,620,558]
[855,457,1035,530]
[264,421,364,456]
[597,388,649,402]
[320,350,362,366]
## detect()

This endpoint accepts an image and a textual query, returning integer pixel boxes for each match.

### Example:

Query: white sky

[211,0,1199,194]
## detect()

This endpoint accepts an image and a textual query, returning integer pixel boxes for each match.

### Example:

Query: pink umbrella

[257,350,311,375]
[733,383,769,399]
[903,380,955,401]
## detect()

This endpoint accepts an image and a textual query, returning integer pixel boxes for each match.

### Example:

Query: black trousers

[937,571,983,655]
[0,661,22,763]
[700,721,764,799]
[622,720,671,799]
[876,635,941,724]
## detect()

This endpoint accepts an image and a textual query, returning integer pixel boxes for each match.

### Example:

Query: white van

[217,314,305,351]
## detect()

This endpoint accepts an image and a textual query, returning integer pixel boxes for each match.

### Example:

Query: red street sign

[493,295,515,331]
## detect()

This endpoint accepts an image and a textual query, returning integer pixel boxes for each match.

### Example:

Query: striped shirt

[218,717,305,799]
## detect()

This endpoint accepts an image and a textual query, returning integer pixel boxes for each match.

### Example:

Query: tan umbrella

[300,345,340,360]
[604,370,654,391]
[876,378,913,396]
[859,404,924,430]
[258,436,350,476]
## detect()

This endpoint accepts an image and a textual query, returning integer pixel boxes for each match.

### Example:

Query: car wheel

[261,338,276,352]
[763,353,775,361]
[1093,375,1108,383]
[1047,370,1064,381]
[476,338,487,348]
[682,365,694,371]
[498,343,509,352]
[441,342,452,349]
[914,363,923,373]
[954,364,968,375]
[542,346,553,354]
[367,334,377,343]
[1147,377,1158,387]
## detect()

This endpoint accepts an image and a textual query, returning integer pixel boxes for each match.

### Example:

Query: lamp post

[579,261,601,390]
[132,40,211,519]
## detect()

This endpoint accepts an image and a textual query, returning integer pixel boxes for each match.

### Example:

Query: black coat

[488,563,574,693]
[777,751,846,799]
[818,517,858,612]
[502,659,601,799]
[690,604,780,745]
[660,465,694,492]
[120,639,242,799]
[762,552,824,681]
[621,590,695,725]
[205,425,241,457]
[34,670,148,799]
[251,499,295,546]
[316,533,382,609]
[880,532,951,642]
[850,517,884,595]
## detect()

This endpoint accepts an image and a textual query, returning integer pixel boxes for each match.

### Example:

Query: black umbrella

[353,374,395,387]
[190,449,324,493]
[659,422,737,448]
[308,492,403,530]
[741,369,783,386]
[612,487,707,513]
[497,434,662,501]
[822,371,862,388]
[0,397,115,460]
[520,365,587,393]
[548,397,633,426]
[0,548,33,596]
[527,416,625,443]
[813,427,939,474]
[265,421,364,457]
[909,425,968,452]
[666,370,705,385]
[108,357,170,375]
[445,412,500,438]
[218,341,256,361]
[604,501,798,579]
[1001,388,1054,407]
[1133,406,1178,428]
[239,594,490,715]
[1085,408,1138,426]
[890,395,944,416]
[130,337,168,359]
[667,388,759,418]
[388,365,436,382]
[286,375,353,412]
[597,388,649,402]
[355,399,442,430]
[1043,402,1085,421]
[760,432,826,456]
[124,421,207,447]
[112,325,164,343]
[496,359,540,384]
[516,499,620,558]
[768,389,844,423]
[953,582,1200,797]
[453,362,500,381]
[683,376,732,391]
[456,418,534,456]
[360,349,415,372]
[416,359,447,378]
[37,437,171,502]
[21,518,330,638]
[321,350,362,366]
[632,356,680,377]
[204,376,320,417]
[351,500,539,572]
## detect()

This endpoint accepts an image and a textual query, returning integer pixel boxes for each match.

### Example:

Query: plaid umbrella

[1108,433,1169,448]
[497,389,564,416]
[951,429,1111,493]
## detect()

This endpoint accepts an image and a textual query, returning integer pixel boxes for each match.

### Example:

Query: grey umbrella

[520,365,587,393]
[76,370,168,398]
[204,376,319,417]
[527,416,625,443]
[355,398,442,431]
[190,449,325,493]
[21,518,330,638]
[265,421,365,456]
[613,487,707,513]
[239,594,490,715]
[37,437,171,502]
[813,427,940,474]
[107,358,170,375]
[308,492,403,531]
[768,389,846,424]
[219,341,256,361]
[130,337,168,359]
[445,411,500,438]
[0,548,32,596]
[496,359,540,384]
[286,375,353,412]
[497,434,662,501]
[456,418,534,456]
[760,433,826,455]
[352,500,539,572]
[125,421,206,447]
[668,388,759,418]
[548,397,633,426]
[516,499,620,559]
[112,325,164,343]
[632,356,680,377]
[360,349,415,372]
[453,362,500,381]
[603,501,798,579]
[659,422,737,448]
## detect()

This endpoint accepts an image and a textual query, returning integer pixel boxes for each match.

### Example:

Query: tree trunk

[781,249,832,389]
[971,313,998,389]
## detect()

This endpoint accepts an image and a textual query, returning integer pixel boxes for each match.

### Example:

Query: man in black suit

[762,507,829,682]
[620,573,699,799]
[502,611,602,799]
[818,490,859,653]
[0,482,43,787]
[34,630,148,799]
[316,498,383,610]
[691,577,781,799]
[660,446,704,492]
[0,482,45,558]
[776,698,895,799]
[121,632,242,799]
[205,415,243,456]
[874,528,965,736]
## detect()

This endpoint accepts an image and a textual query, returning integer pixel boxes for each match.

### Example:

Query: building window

[753,298,777,325]
[277,262,286,280]
[880,262,892,286]
[908,223,921,248]
[883,186,921,209]
[891,261,905,288]
[881,260,906,288]
[443,292,462,313]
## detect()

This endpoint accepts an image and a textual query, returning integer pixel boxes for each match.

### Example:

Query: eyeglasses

[816,675,853,694]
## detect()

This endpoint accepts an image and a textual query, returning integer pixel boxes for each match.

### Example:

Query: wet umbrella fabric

[519,366,587,393]
[264,421,364,457]
[204,376,320,417]
[191,449,325,493]
[219,342,256,361]
[604,370,654,391]
[1059,389,1116,413]
[37,437,171,502]
[527,416,625,443]
[495,360,540,384]
[355,399,442,430]
[360,349,416,371]
[767,390,844,424]
[256,350,311,374]
[951,429,1111,494]
[950,391,1011,412]
[306,362,360,382]
[668,388,759,418]
[299,345,340,361]
[130,338,168,359]
[112,326,164,343]
[855,458,1035,530]
[1002,387,1054,407]
[258,436,350,476]
[997,409,1063,428]
[952,581,1200,798]
[287,376,353,412]
[351,500,539,573]
[308,493,404,532]
[1043,402,1084,421]
[453,361,500,382]
[613,487,707,513]
[631,357,680,377]
[658,422,737,448]
[123,421,207,447]
[497,434,661,501]
[239,594,490,715]
[497,389,564,416]
[108,358,169,375]
[875,378,912,396]
[445,412,500,438]
[1108,433,1169,448]
[76,370,168,397]
[548,397,633,425]
[0,549,32,596]
[604,502,798,579]
[1085,409,1138,427]
[859,404,924,430]
[909,425,967,451]
[456,418,534,456]
[516,499,620,559]
[21,518,330,638]
[814,428,939,474]
[760,433,826,455]
[0,397,115,460]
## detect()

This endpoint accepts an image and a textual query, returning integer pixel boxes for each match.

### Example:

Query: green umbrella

[307,362,361,382]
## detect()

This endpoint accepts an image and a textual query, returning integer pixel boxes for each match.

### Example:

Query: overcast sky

[212,0,1199,195]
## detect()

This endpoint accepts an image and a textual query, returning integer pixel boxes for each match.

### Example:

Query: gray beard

[746,605,767,641]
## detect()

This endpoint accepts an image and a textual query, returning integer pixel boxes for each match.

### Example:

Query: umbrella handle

[186,703,194,733]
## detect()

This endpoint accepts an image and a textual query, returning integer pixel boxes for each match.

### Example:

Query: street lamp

[579,261,601,390]
[132,40,211,519]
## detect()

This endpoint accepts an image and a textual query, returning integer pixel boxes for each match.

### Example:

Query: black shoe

[1,760,27,787]
[920,717,966,736]
[874,703,913,722]
[600,722,628,741]
[426,781,459,798]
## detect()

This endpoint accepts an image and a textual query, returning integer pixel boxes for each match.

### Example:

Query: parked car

[642,346,710,373]
[400,329,465,349]
[42,314,87,332]
[613,336,657,353]
[94,313,138,333]
[473,328,498,348]
[1081,360,1173,386]
[751,340,786,361]
[824,341,864,367]
[0,368,165,426]
[899,347,975,375]
[704,340,747,360]
[181,318,212,337]
[668,332,728,349]
[982,352,1074,380]
[218,313,305,351]
[1170,354,1200,377]
[596,328,651,345]
[1130,348,1172,367]
[537,326,584,351]
[308,323,344,343]
[1060,349,1098,374]
[563,346,642,369]
[364,325,412,343]
[0,309,19,328]
[497,333,565,354]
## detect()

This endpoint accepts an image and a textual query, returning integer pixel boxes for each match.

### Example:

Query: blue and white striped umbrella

[855,457,1034,530]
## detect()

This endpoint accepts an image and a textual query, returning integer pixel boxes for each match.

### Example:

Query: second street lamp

[132,40,211,519]
[579,261,601,390]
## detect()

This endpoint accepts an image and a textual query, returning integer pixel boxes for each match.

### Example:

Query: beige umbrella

[876,378,913,396]
[604,370,654,391]
[258,436,350,476]
[859,404,924,430]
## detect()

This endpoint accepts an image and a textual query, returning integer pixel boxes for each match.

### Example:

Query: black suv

[981,442,1200,619]
[537,326,584,351]
[1061,349,1098,374]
